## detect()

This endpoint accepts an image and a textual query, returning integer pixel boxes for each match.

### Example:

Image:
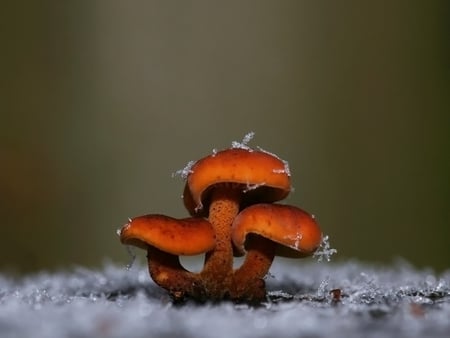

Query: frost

[124,245,136,270]
[286,232,303,250]
[243,182,266,193]
[317,276,330,298]
[313,235,337,262]
[0,261,449,338]
[116,220,131,237]
[257,146,291,177]
[267,290,293,300]
[282,161,291,176]
[231,131,255,150]
[242,131,255,144]
[172,160,196,180]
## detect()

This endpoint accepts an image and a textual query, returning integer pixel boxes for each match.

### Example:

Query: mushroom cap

[119,215,215,255]
[183,148,291,215]
[231,204,322,258]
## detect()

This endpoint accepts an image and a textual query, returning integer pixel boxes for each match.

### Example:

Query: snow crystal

[285,232,303,250]
[256,146,291,177]
[243,182,266,193]
[231,131,255,150]
[124,245,137,271]
[116,221,130,237]
[0,261,449,338]
[316,276,330,298]
[172,160,196,180]
[313,235,338,262]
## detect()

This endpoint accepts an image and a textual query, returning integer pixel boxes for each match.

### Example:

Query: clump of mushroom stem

[119,134,324,302]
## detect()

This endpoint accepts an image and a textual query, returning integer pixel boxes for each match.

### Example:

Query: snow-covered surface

[1,260,449,338]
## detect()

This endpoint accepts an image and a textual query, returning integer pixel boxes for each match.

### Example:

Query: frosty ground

[0,260,449,338]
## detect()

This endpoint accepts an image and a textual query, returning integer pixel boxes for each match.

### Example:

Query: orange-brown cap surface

[231,204,322,258]
[119,215,215,255]
[183,148,291,215]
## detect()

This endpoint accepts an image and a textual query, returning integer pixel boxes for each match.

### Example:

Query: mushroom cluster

[118,134,322,302]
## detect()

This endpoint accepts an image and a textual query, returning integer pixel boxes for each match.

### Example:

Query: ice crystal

[243,182,266,193]
[231,131,255,150]
[313,235,337,262]
[286,232,303,250]
[172,160,196,180]
[125,245,136,271]
[256,146,291,177]
[317,276,330,298]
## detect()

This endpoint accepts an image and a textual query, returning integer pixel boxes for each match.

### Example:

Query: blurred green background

[2,1,449,274]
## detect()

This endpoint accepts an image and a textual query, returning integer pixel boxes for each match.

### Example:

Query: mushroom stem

[231,235,276,301]
[147,246,202,301]
[200,187,240,298]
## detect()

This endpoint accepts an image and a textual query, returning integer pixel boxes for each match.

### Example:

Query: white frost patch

[313,235,337,262]
[284,232,303,250]
[243,182,266,193]
[231,131,255,150]
[172,160,196,180]
[281,160,291,176]
[292,232,303,250]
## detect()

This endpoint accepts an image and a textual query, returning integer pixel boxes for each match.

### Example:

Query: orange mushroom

[232,204,322,257]
[183,148,291,215]
[182,148,292,299]
[231,203,322,300]
[119,215,215,300]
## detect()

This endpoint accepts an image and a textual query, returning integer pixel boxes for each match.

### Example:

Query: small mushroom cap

[119,215,215,255]
[231,204,322,258]
[183,148,291,215]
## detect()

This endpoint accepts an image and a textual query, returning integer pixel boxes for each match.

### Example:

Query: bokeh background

[2,1,449,274]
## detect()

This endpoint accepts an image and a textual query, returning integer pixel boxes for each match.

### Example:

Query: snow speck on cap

[231,131,255,150]
[172,160,196,180]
